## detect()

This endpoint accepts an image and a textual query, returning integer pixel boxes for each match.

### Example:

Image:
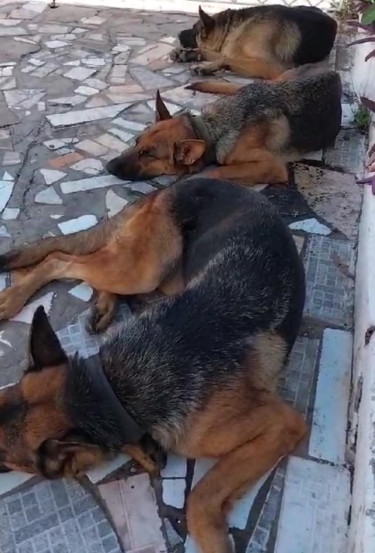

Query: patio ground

[0,2,367,553]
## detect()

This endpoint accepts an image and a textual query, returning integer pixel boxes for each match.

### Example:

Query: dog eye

[139,149,155,158]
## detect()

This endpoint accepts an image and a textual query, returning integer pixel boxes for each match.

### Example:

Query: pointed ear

[198,6,214,32]
[37,433,107,478]
[155,90,172,122]
[174,139,206,166]
[28,306,67,371]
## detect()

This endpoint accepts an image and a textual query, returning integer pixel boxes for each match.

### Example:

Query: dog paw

[86,307,111,334]
[140,435,167,472]
[190,64,211,76]
[0,287,25,320]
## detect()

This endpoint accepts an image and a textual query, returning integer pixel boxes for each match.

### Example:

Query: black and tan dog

[0,178,306,553]
[106,70,342,184]
[171,5,337,79]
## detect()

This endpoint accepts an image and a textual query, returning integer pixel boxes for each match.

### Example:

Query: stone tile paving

[0,3,365,553]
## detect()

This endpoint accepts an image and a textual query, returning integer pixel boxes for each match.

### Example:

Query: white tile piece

[3,151,21,165]
[85,78,108,90]
[71,158,103,175]
[0,27,27,37]
[162,479,186,509]
[87,453,131,484]
[96,133,127,153]
[0,181,14,212]
[289,218,331,236]
[47,103,130,127]
[64,60,80,66]
[11,292,54,324]
[58,215,98,234]
[99,473,166,553]
[185,535,200,553]
[69,283,93,301]
[2,171,13,181]
[82,57,106,67]
[48,95,86,107]
[82,16,106,25]
[0,224,10,237]
[0,274,6,292]
[44,139,66,150]
[61,175,124,194]
[35,188,62,205]
[64,66,97,81]
[105,189,128,217]
[2,207,19,220]
[46,40,68,49]
[40,168,66,185]
[109,127,133,143]
[0,472,34,497]
[341,103,355,127]
[76,139,108,156]
[112,117,146,132]
[38,25,70,34]
[161,454,187,478]
[192,458,216,487]
[309,329,352,464]
[274,457,350,553]
[74,85,98,96]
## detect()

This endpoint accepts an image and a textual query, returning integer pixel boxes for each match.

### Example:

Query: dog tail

[186,81,243,95]
[0,215,120,271]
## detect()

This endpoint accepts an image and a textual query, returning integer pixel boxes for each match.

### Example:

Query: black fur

[66,179,305,450]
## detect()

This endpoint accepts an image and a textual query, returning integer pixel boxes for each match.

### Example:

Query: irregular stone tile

[303,150,323,162]
[32,62,58,78]
[109,127,133,143]
[289,218,331,236]
[61,175,124,194]
[0,224,10,237]
[45,40,68,49]
[85,77,108,90]
[0,103,19,127]
[309,329,352,464]
[83,57,106,67]
[113,117,146,132]
[3,151,21,166]
[162,479,186,509]
[98,474,166,553]
[295,165,362,241]
[0,77,15,91]
[114,51,130,65]
[0,180,13,212]
[130,65,173,90]
[126,181,157,194]
[1,171,12,181]
[341,102,355,128]
[11,292,54,324]
[40,168,66,185]
[109,64,127,81]
[47,103,130,127]
[71,158,103,175]
[105,189,128,217]
[96,133,127,153]
[64,66,96,81]
[2,207,19,220]
[274,457,350,553]
[44,139,66,151]
[161,455,187,478]
[5,88,44,108]
[49,95,86,107]
[58,215,98,234]
[76,139,108,156]
[38,25,70,34]
[87,454,131,484]
[162,85,217,110]
[229,470,272,530]
[85,96,108,108]
[69,283,93,301]
[74,85,97,96]
[35,188,62,205]
[106,91,150,104]
[0,27,27,37]
[49,152,83,169]
[292,234,305,255]
[82,16,107,25]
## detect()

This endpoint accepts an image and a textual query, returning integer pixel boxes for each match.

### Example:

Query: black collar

[83,355,145,444]
[185,112,216,165]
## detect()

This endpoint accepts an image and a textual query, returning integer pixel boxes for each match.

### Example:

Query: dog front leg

[170,46,203,63]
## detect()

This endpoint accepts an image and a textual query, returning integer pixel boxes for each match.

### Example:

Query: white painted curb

[348,38,375,553]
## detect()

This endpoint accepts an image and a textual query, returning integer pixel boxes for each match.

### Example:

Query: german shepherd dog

[0,179,306,553]
[106,70,342,184]
[171,5,337,79]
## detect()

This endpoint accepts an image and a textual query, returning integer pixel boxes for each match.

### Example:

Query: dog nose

[106,158,119,176]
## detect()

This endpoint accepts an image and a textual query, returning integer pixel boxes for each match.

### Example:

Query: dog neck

[185,112,217,164]
[66,354,145,449]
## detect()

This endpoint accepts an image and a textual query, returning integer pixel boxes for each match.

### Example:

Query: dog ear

[28,306,67,372]
[36,434,107,478]
[174,139,206,165]
[155,90,172,122]
[198,6,214,33]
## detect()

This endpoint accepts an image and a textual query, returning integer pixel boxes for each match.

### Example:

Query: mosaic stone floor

[0,2,367,553]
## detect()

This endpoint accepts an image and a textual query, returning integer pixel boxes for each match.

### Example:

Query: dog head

[106,91,207,181]
[0,307,108,478]
[178,7,216,49]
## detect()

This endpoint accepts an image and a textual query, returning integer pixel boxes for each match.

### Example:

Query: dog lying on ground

[171,5,337,79]
[0,178,306,553]
[106,70,342,185]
